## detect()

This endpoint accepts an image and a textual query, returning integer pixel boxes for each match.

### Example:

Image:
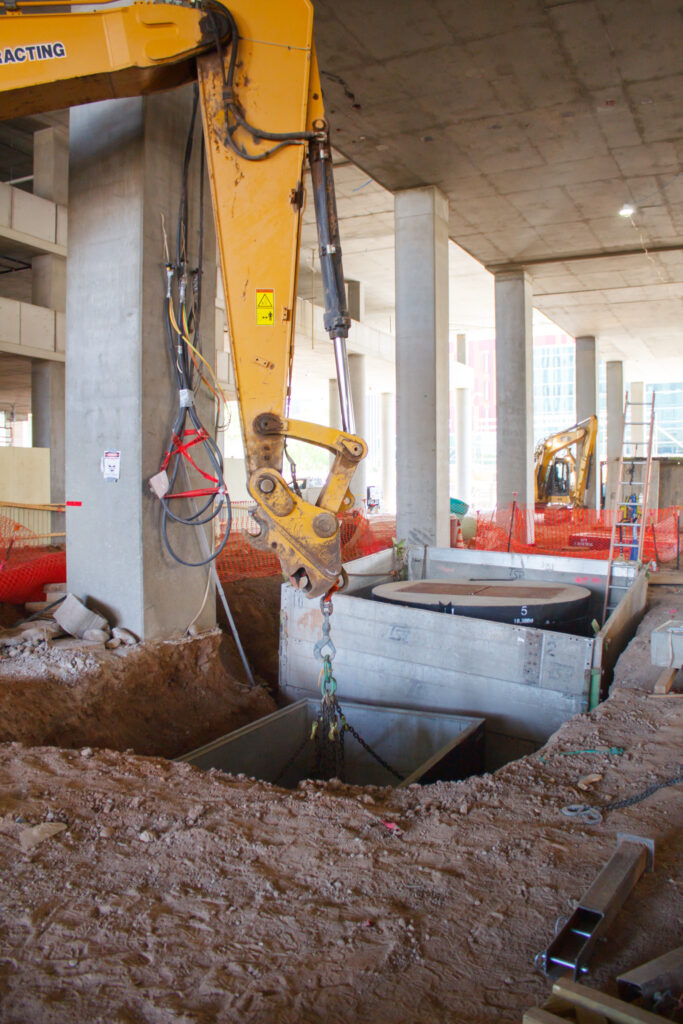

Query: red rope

[160,429,218,485]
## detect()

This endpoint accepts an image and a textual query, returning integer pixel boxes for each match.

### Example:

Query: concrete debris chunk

[19,620,63,640]
[54,594,110,639]
[19,822,67,852]
[577,773,603,791]
[0,629,27,648]
[82,628,111,644]
[112,627,138,646]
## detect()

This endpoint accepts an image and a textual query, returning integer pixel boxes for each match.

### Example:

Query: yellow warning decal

[256,288,274,326]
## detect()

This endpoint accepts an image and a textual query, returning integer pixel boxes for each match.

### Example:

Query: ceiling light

[619,203,635,217]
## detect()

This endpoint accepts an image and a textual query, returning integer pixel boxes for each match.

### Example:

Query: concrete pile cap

[54,594,110,639]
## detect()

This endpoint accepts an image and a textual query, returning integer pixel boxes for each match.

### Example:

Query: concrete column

[630,380,646,454]
[328,378,342,432]
[575,335,599,509]
[348,353,367,507]
[605,360,624,510]
[32,253,66,312]
[32,125,69,319]
[31,359,65,534]
[33,125,69,204]
[395,186,450,549]
[381,391,396,512]
[66,90,217,639]
[454,332,472,504]
[494,270,534,533]
[345,279,365,323]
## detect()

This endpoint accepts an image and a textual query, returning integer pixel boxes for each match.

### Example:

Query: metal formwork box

[181,698,485,788]
[279,547,647,769]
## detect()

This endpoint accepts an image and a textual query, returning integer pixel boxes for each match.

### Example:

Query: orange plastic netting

[1,502,678,604]
[215,504,397,584]
[470,504,680,563]
[0,515,66,603]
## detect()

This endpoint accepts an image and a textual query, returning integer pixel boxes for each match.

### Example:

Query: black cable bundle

[158,85,232,568]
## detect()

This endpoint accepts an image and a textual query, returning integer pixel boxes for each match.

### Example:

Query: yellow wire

[168,298,231,412]
[185,336,232,413]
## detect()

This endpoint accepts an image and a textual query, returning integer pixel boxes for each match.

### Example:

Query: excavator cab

[547,459,570,498]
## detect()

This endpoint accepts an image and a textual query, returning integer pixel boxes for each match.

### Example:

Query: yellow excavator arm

[0,0,366,598]
[534,415,598,507]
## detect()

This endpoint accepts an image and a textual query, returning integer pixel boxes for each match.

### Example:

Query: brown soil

[220,577,283,689]
[0,589,681,1023]
[0,604,22,630]
[0,630,274,757]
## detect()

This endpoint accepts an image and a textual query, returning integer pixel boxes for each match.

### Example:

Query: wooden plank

[553,979,664,1024]
[524,1010,571,1024]
[654,666,678,695]
[649,570,683,586]
[576,1008,609,1024]
[594,566,648,699]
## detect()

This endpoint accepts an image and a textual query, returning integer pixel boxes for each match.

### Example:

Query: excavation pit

[281,547,649,770]
[181,699,485,788]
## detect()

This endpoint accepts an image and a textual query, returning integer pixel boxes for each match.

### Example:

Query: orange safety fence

[470,504,681,563]
[0,515,66,603]
[4,500,678,604]
[215,503,398,584]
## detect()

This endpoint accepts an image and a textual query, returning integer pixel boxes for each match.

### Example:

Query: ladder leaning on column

[602,391,656,623]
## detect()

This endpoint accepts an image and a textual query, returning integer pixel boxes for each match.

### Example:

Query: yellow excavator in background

[534,415,598,508]
[0,0,366,599]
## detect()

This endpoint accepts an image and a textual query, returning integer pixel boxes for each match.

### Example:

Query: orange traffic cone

[455,520,466,549]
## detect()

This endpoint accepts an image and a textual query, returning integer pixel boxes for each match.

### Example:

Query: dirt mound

[0,683,680,1024]
[0,629,274,757]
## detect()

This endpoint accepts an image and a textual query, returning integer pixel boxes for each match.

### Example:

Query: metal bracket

[538,834,655,979]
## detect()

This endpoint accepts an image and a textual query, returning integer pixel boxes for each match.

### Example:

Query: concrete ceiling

[312,0,683,375]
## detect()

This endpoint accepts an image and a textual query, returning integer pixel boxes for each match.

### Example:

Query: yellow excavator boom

[0,0,366,598]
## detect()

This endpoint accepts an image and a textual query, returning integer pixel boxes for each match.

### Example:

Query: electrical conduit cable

[155,85,232,568]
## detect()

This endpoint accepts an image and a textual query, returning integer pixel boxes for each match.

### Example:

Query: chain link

[313,596,336,663]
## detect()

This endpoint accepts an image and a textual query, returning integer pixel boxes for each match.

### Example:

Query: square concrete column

[494,270,534,529]
[629,380,646,452]
[348,353,367,507]
[395,186,450,549]
[454,332,472,504]
[328,378,342,432]
[32,254,66,313]
[31,359,65,534]
[32,124,68,318]
[66,91,216,639]
[345,279,365,323]
[381,391,396,513]
[575,335,598,509]
[33,125,69,205]
[605,360,624,510]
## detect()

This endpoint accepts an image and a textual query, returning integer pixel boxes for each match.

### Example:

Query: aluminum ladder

[602,391,656,622]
